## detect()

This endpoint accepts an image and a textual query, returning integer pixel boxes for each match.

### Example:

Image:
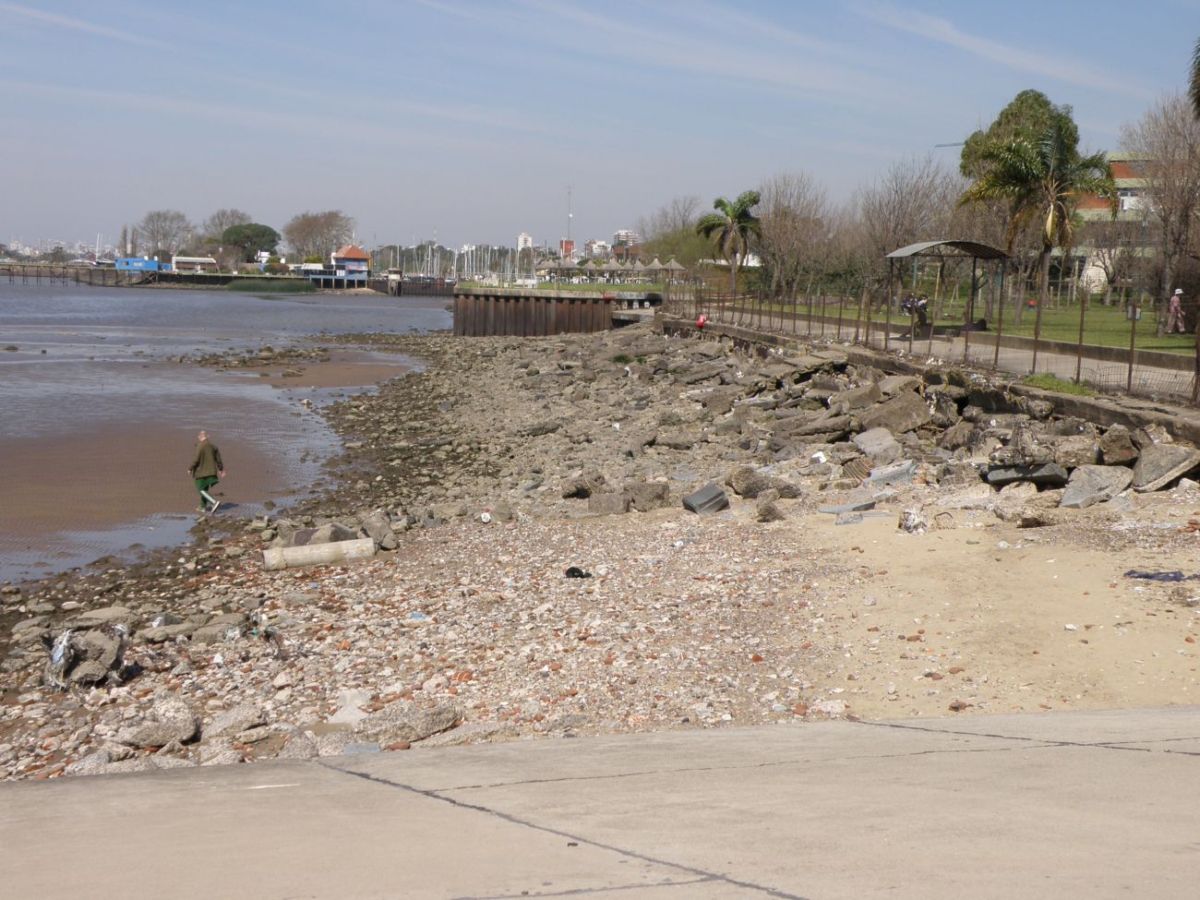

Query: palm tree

[960,116,1115,370]
[696,190,761,297]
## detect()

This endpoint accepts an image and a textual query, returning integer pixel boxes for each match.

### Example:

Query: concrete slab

[2,709,1198,899]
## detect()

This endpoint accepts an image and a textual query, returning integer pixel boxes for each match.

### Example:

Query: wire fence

[662,284,1200,405]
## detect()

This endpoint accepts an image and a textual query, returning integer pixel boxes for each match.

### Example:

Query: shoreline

[3,323,1199,780]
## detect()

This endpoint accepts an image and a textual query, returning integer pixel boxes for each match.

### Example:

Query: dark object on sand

[682,483,730,514]
[564,566,592,579]
[1123,569,1200,583]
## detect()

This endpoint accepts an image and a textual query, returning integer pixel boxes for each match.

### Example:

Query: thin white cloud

[514,0,897,106]
[857,2,1152,100]
[0,2,165,48]
[0,79,450,149]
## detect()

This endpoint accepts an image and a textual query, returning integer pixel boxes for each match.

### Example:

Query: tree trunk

[1031,248,1051,372]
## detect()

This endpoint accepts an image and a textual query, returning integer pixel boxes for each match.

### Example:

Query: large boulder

[624,481,670,511]
[116,696,200,748]
[1131,444,1200,492]
[356,702,462,745]
[588,492,630,515]
[857,391,931,434]
[1099,425,1138,465]
[1060,466,1134,509]
[289,522,358,547]
[986,463,1069,488]
[207,703,267,739]
[562,469,607,499]
[828,382,882,410]
[852,427,902,465]
[1052,435,1101,469]
[359,510,397,551]
[725,466,801,499]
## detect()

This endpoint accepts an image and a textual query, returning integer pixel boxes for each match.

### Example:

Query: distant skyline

[3,0,1198,249]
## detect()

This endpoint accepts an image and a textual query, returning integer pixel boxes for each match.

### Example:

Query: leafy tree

[961,90,1067,179]
[45,246,70,263]
[202,208,251,240]
[696,190,761,295]
[283,210,354,260]
[137,209,191,255]
[960,115,1115,364]
[221,223,280,260]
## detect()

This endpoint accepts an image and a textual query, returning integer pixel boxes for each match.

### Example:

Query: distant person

[915,295,929,328]
[1166,288,1187,334]
[188,430,225,514]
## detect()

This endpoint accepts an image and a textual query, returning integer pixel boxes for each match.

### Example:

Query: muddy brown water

[0,284,450,582]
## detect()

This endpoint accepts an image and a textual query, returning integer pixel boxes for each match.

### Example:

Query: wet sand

[0,349,414,583]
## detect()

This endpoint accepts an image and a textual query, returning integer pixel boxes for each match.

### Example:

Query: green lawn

[732,295,1196,355]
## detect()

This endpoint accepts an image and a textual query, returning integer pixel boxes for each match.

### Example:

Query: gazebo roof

[886,240,1007,261]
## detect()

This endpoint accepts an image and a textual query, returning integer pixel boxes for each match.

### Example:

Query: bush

[226,279,315,294]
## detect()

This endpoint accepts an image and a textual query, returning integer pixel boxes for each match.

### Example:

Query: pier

[2,263,141,287]
[452,287,661,336]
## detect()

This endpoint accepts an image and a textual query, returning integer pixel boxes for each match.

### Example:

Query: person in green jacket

[188,430,226,514]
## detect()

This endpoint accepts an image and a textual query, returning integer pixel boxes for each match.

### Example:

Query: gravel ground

[3,322,1199,780]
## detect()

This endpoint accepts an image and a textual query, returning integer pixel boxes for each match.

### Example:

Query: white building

[517,232,533,250]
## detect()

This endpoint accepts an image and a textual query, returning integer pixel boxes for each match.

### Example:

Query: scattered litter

[43,630,75,690]
[898,509,928,534]
[1124,570,1200,583]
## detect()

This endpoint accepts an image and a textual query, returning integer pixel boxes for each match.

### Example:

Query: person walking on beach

[1167,288,1187,334]
[188,430,225,514]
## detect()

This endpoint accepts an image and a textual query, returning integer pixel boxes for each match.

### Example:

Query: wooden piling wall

[453,290,617,337]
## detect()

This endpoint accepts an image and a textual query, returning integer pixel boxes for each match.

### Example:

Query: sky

[2,0,1199,250]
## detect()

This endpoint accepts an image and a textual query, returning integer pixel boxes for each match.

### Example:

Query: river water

[0,283,451,583]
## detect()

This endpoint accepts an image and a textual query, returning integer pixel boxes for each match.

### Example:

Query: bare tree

[854,155,962,309]
[756,172,832,298]
[638,195,701,238]
[637,196,710,267]
[202,208,252,241]
[1121,93,1200,331]
[136,209,191,256]
[857,155,961,260]
[283,210,355,261]
[1077,216,1146,305]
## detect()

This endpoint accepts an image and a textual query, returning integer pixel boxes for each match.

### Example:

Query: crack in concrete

[436,742,1046,794]
[457,874,715,899]
[857,719,1182,753]
[319,760,809,900]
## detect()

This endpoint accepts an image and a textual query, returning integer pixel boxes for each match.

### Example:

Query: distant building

[171,255,219,273]
[1078,152,1149,220]
[115,257,164,272]
[1075,151,1154,293]
[584,239,610,259]
[332,244,370,277]
[517,232,533,251]
[296,244,370,289]
[559,238,575,260]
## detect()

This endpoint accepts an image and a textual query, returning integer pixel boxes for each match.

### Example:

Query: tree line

[118,209,355,271]
[647,81,1200,336]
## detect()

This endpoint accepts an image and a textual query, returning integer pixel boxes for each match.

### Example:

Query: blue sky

[2,0,1198,249]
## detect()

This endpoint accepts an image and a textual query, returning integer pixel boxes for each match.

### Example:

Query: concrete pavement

[2,707,1198,899]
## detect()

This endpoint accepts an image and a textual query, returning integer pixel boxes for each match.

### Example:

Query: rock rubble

[4,322,1200,780]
